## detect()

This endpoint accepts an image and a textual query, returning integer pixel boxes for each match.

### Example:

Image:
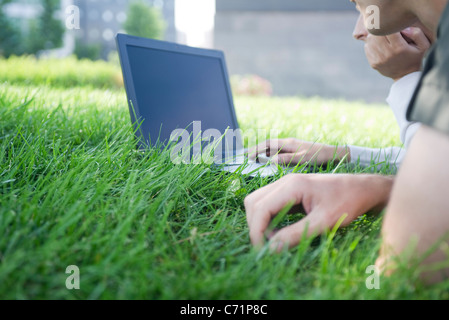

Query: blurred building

[214,0,393,103]
[73,0,176,59]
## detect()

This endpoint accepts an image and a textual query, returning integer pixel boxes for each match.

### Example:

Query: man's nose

[353,29,368,41]
[353,16,368,41]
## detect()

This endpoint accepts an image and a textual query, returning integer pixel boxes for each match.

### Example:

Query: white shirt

[349,72,422,168]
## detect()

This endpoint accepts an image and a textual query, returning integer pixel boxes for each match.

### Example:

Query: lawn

[0,57,448,300]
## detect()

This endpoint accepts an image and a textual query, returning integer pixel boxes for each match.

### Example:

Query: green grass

[0,55,123,89]
[1,60,448,299]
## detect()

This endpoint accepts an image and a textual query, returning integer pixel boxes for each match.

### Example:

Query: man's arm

[377,126,449,284]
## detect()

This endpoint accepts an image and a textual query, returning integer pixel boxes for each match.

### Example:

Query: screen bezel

[115,33,241,150]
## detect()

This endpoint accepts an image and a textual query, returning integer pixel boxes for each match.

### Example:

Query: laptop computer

[115,33,284,177]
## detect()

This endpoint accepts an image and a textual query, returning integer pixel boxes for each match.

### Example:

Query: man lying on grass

[245,0,449,284]
[249,11,433,168]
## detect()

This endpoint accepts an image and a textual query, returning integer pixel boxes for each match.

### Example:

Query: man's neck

[412,0,449,35]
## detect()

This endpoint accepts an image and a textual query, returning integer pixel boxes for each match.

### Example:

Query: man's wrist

[365,175,395,212]
[393,70,422,82]
[334,145,351,163]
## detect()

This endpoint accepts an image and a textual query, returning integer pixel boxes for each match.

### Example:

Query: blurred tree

[27,0,65,53]
[0,0,24,57]
[123,1,166,39]
[74,39,102,61]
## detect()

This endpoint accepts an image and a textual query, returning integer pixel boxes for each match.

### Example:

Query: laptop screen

[124,43,241,153]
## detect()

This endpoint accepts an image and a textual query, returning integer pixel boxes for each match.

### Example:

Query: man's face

[350,0,418,35]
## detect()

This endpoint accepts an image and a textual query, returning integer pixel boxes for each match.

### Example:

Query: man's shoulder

[439,2,449,39]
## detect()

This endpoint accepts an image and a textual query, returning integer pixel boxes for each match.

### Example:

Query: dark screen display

[126,44,237,148]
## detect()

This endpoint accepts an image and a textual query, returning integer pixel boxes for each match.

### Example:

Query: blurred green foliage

[27,0,65,53]
[0,0,64,57]
[74,40,102,61]
[0,0,24,56]
[123,1,166,39]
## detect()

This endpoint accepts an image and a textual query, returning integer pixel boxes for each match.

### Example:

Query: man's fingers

[244,178,283,226]
[366,33,390,47]
[247,139,302,160]
[247,141,270,160]
[247,182,290,246]
[385,32,408,46]
[245,175,305,247]
[268,208,350,252]
[246,139,284,159]
[271,153,299,166]
[268,214,320,252]
[401,27,431,50]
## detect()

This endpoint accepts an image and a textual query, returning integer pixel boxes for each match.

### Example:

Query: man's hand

[364,27,431,81]
[244,174,394,251]
[247,138,350,166]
